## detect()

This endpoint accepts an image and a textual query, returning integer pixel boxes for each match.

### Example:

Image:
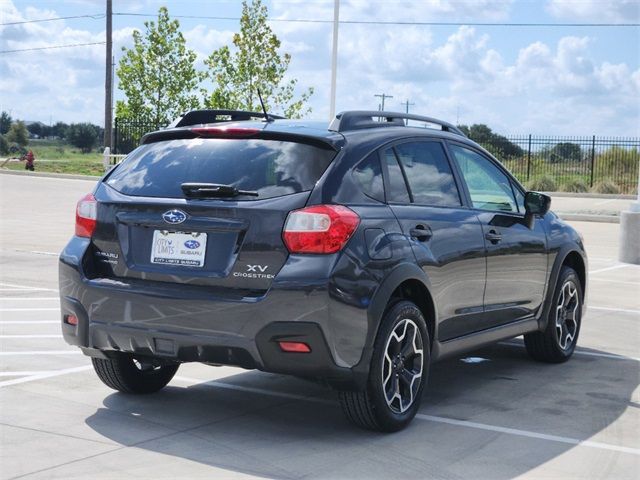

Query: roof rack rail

[170,109,286,128]
[328,110,465,136]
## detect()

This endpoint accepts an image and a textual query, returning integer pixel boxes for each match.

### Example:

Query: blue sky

[1,0,639,135]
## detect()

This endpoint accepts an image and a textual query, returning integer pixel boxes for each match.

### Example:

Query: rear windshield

[106,138,336,199]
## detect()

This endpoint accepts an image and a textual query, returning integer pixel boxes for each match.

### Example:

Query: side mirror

[524,191,551,228]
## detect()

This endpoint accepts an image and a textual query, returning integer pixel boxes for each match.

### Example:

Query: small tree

[550,142,582,163]
[116,7,201,126]
[66,123,100,153]
[0,111,12,135]
[203,0,313,118]
[6,121,29,148]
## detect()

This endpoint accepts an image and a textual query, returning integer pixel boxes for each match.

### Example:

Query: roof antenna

[256,88,273,123]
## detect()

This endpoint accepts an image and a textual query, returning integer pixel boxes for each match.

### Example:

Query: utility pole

[329,0,340,121]
[104,0,113,149]
[374,93,393,111]
[400,99,414,114]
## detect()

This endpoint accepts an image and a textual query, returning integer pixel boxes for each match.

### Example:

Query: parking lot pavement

[1,176,639,479]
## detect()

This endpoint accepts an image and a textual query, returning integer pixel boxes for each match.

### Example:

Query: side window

[394,142,461,207]
[513,183,526,213]
[382,148,410,203]
[353,153,385,202]
[449,145,517,212]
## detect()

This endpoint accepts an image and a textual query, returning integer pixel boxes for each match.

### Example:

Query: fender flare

[538,243,587,331]
[350,263,435,386]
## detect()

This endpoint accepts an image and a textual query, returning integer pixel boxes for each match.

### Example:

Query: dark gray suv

[60,110,587,431]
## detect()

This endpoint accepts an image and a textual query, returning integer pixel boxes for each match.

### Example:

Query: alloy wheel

[382,318,424,414]
[555,280,579,350]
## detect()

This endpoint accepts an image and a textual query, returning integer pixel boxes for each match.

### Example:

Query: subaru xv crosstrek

[60,110,587,432]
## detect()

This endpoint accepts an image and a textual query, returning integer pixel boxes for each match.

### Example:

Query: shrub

[561,179,589,193]
[0,134,8,155]
[527,175,557,192]
[591,180,620,194]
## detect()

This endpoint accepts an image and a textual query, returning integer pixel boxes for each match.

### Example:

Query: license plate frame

[150,230,207,268]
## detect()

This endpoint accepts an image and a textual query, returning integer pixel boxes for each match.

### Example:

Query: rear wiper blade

[181,183,259,198]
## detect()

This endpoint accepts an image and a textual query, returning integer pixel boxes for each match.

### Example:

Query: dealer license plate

[150,230,207,267]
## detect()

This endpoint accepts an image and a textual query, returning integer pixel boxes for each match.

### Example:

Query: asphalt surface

[1,174,639,479]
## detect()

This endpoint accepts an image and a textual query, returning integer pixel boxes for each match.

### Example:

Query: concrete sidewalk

[550,194,635,223]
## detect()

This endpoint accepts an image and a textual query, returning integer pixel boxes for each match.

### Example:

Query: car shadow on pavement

[85,342,639,479]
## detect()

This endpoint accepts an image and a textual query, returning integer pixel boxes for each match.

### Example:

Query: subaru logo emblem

[162,209,187,224]
[184,240,200,249]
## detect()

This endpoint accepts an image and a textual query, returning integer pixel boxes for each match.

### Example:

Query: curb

[557,213,619,224]
[0,169,101,181]
[546,192,635,200]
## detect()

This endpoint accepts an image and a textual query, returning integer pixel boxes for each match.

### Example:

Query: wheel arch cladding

[562,250,586,296]
[540,244,587,330]
[368,264,436,351]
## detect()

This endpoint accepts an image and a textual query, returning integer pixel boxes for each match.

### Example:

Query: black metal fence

[480,135,639,194]
[114,119,164,155]
[114,119,639,194]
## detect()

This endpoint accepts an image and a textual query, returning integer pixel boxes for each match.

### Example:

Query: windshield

[106,138,336,199]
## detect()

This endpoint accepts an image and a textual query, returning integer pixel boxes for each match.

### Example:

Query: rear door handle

[410,224,432,241]
[485,229,502,244]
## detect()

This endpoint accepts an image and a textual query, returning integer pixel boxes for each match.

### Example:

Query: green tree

[66,123,100,153]
[6,121,29,148]
[203,0,313,118]
[550,142,582,163]
[0,111,12,135]
[458,123,523,158]
[116,6,201,126]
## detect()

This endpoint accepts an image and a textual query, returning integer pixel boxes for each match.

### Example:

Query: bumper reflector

[65,315,78,326]
[278,341,311,353]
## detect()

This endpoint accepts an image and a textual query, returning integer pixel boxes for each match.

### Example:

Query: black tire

[339,300,430,432]
[524,266,583,363]
[91,354,179,394]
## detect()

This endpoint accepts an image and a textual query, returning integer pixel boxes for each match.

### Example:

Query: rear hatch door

[89,133,337,294]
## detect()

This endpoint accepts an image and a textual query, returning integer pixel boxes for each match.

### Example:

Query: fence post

[526,134,532,181]
[102,147,110,172]
[589,135,596,187]
[113,118,118,155]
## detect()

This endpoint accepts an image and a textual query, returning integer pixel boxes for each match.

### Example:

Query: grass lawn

[2,139,105,176]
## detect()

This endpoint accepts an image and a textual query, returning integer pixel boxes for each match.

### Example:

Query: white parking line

[498,341,640,362]
[0,350,82,356]
[0,282,58,292]
[0,334,62,339]
[173,376,640,456]
[0,371,62,377]
[589,306,640,315]
[0,308,59,312]
[589,264,634,275]
[0,365,92,388]
[415,414,640,456]
[0,320,59,324]
[0,297,60,301]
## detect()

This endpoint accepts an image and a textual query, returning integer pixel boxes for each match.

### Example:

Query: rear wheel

[524,266,582,363]
[339,301,430,432]
[91,354,179,394]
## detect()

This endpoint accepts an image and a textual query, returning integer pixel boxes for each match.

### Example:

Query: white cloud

[546,0,640,22]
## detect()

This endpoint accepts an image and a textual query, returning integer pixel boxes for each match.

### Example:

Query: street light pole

[329,0,340,121]
[104,0,113,149]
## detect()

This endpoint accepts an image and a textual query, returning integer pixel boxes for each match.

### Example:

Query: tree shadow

[85,342,639,479]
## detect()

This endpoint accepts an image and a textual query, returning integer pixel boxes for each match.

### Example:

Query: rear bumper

[59,237,370,390]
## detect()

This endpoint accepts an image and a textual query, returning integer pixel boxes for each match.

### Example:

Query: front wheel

[524,266,583,363]
[339,301,430,432]
[91,354,179,394]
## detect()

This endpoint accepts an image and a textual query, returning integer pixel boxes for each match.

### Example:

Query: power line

[0,14,105,26]
[0,42,105,54]
[113,12,640,27]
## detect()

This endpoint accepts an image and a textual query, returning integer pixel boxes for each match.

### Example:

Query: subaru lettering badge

[184,240,200,249]
[162,209,187,224]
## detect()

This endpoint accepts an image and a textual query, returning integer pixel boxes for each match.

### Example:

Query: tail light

[75,193,97,238]
[283,204,359,254]
[191,127,260,138]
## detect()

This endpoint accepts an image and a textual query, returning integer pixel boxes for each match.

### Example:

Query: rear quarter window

[106,138,336,199]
